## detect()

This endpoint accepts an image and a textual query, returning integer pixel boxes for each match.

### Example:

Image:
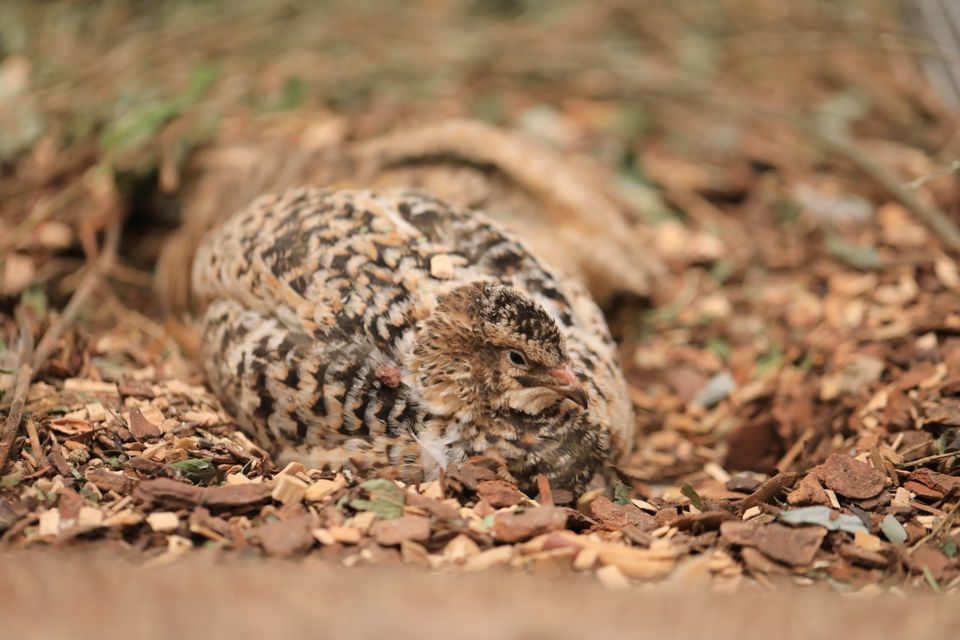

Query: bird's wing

[192,188,443,350]
[201,298,423,468]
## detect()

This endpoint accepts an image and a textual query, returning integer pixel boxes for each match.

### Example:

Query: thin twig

[0,214,121,473]
[24,419,44,468]
[897,438,935,459]
[776,427,814,473]
[613,77,960,252]
[31,218,122,372]
[0,185,82,260]
[813,132,960,253]
[901,450,960,469]
[0,309,35,474]
[909,500,960,554]
[905,159,960,189]
[724,95,960,253]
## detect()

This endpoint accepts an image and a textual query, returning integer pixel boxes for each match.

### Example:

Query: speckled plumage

[192,187,633,493]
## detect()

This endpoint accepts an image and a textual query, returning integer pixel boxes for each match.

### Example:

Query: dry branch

[0,309,35,473]
[31,218,122,371]
[813,131,960,253]
[1,216,120,473]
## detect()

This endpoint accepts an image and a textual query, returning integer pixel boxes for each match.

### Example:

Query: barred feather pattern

[192,187,633,493]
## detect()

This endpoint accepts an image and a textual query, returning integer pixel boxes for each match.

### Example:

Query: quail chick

[192,187,633,494]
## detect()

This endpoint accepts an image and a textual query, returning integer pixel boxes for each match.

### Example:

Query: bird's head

[411,282,589,418]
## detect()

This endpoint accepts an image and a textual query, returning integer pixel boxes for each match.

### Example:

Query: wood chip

[77,506,104,527]
[181,410,222,426]
[476,479,525,508]
[463,544,513,571]
[907,468,960,495]
[252,514,315,557]
[740,547,791,575]
[853,530,884,551]
[429,254,456,279]
[671,510,736,531]
[818,454,886,499]
[405,492,459,521]
[63,379,118,395]
[84,402,107,422]
[134,478,274,509]
[838,543,890,569]
[312,528,336,546]
[271,474,308,505]
[738,472,798,511]
[128,407,162,439]
[278,461,307,476]
[349,511,376,533]
[146,511,180,533]
[594,542,679,579]
[85,468,131,494]
[589,496,658,531]
[787,473,830,506]
[596,564,630,590]
[103,509,144,528]
[37,509,60,537]
[418,481,443,500]
[492,506,568,543]
[305,478,345,502]
[0,500,18,532]
[369,515,431,546]
[328,526,361,545]
[142,535,193,568]
[573,547,599,571]
[443,533,482,563]
[720,521,826,566]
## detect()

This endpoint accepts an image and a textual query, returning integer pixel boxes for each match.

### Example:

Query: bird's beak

[545,366,589,409]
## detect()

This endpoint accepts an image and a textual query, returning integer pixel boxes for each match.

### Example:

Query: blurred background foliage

[0,0,958,295]
[1,0,955,173]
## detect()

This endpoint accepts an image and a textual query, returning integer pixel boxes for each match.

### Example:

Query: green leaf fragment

[0,472,23,490]
[825,234,884,270]
[943,538,957,559]
[680,483,704,511]
[168,457,218,484]
[277,76,307,111]
[613,479,631,506]
[880,514,907,545]
[709,259,735,285]
[22,287,47,319]
[100,63,218,155]
[706,337,731,362]
[754,342,784,378]
[922,566,941,594]
[350,478,405,519]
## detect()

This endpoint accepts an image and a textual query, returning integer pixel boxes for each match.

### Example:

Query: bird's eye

[507,350,528,367]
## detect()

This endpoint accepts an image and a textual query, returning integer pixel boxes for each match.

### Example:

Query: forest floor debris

[2,1,960,595]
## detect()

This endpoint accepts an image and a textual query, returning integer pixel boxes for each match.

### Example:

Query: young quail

[192,187,634,493]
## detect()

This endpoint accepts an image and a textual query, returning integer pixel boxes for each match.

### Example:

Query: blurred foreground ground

[2,551,957,640]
